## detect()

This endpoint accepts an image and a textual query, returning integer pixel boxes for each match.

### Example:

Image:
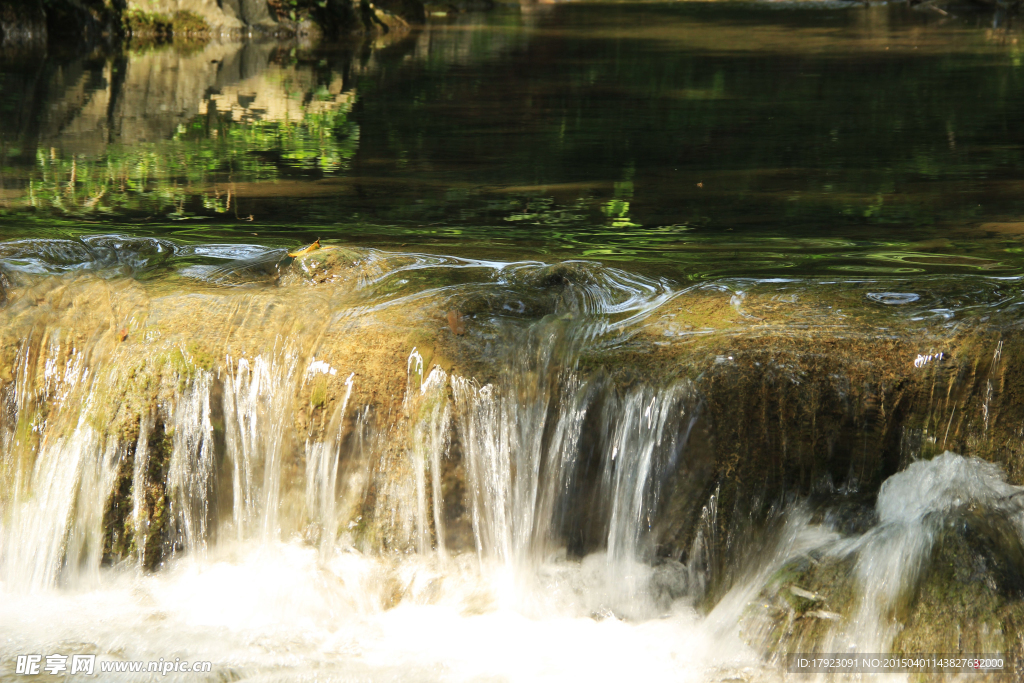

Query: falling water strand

[167,371,216,558]
[305,371,355,558]
[130,411,152,566]
[404,349,452,558]
[222,353,298,542]
[601,384,693,615]
[0,330,122,591]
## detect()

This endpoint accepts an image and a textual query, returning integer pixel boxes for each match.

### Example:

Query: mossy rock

[742,552,858,658]
[282,245,366,286]
[895,508,1024,660]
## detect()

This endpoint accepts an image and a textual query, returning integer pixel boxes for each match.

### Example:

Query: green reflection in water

[24,97,357,219]
[3,3,1024,279]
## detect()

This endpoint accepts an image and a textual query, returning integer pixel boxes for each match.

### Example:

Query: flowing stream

[5,1,1024,679]
[1,238,1024,681]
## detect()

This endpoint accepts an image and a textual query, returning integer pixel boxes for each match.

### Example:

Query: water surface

[3,2,1024,279]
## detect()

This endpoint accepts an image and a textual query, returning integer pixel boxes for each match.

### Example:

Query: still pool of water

[3,2,1024,681]
[2,2,1024,276]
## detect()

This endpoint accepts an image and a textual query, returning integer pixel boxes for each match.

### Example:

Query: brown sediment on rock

[446,310,466,335]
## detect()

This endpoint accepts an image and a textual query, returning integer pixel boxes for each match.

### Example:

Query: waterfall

[223,353,299,543]
[404,350,451,558]
[305,370,355,558]
[167,371,216,557]
[2,244,1024,680]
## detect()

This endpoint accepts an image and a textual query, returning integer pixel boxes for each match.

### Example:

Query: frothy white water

[0,541,772,683]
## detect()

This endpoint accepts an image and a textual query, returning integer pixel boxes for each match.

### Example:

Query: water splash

[828,452,1024,652]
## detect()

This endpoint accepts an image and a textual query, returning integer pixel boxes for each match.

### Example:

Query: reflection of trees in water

[2,40,360,217]
[0,39,361,149]
[348,3,1024,232]
[0,7,539,218]
[28,100,358,217]
[5,3,1024,231]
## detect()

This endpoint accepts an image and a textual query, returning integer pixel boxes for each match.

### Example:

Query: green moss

[185,342,215,372]
[162,348,194,390]
[96,407,172,570]
[0,408,43,506]
[744,554,857,657]
[160,342,215,390]
[123,9,209,43]
[310,376,328,409]
[123,9,172,36]
[102,420,140,564]
[894,512,1024,659]
[142,421,172,571]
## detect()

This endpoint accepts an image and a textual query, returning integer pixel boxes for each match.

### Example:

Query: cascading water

[2,237,1024,680]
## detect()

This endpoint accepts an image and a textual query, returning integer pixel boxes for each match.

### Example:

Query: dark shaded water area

[3,2,1024,279]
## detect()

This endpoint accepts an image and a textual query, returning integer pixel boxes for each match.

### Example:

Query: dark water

[2,3,1024,279]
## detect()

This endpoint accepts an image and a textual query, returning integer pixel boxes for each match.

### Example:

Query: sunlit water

[5,0,1024,679]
